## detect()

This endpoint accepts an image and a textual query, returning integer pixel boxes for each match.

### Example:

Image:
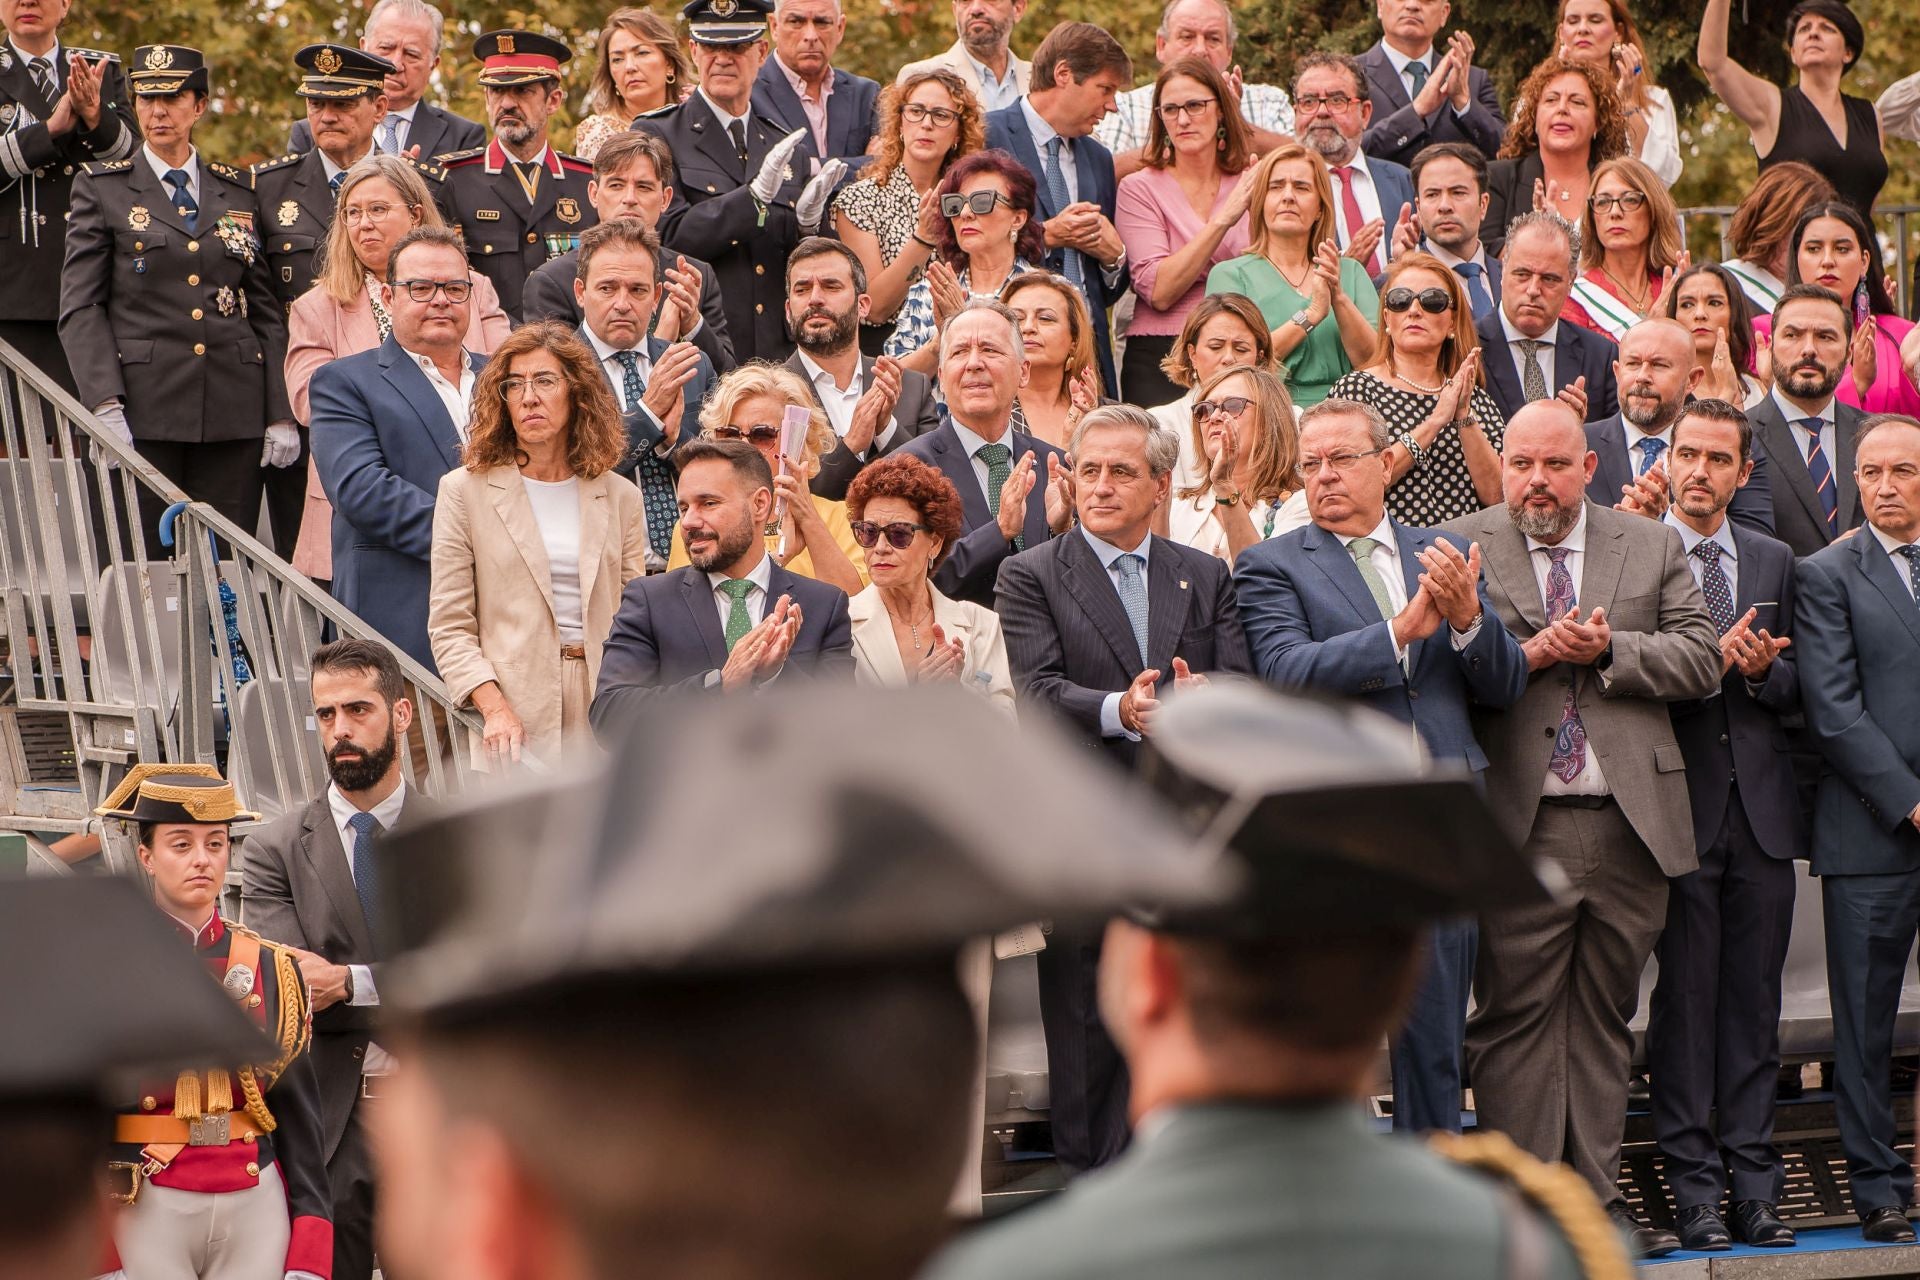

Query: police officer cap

[379,685,1234,1019]
[682,0,775,47]
[473,29,572,87]
[0,878,273,1105]
[294,43,396,99]
[1137,683,1557,936]
[128,44,209,97]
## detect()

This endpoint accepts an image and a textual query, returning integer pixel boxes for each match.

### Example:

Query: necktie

[1113,553,1150,670]
[1518,339,1548,403]
[1330,165,1380,276]
[1797,418,1838,536]
[379,113,402,155]
[1636,436,1667,477]
[1042,138,1085,289]
[1345,536,1397,621]
[1543,547,1588,782]
[347,811,381,937]
[28,56,55,105]
[164,168,199,232]
[728,119,749,169]
[719,578,756,650]
[1895,544,1920,603]
[1691,539,1736,634]
[1454,262,1492,320]
[976,441,1021,551]
[329,171,346,196]
[615,351,678,558]
[1405,57,1430,97]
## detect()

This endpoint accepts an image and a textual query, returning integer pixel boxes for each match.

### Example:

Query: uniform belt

[560,644,586,660]
[116,1113,263,1147]
[1540,794,1614,810]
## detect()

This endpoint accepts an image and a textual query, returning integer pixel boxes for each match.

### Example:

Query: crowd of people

[7,0,1920,1273]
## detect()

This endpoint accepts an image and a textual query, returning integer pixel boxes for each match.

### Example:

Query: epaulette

[557,150,594,175]
[83,158,134,175]
[407,156,448,183]
[439,146,485,166]
[249,152,303,177]
[1429,1131,1629,1279]
[206,161,252,188]
[635,102,678,120]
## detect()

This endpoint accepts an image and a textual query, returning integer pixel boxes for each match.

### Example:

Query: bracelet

[911,232,938,250]
[1397,431,1428,469]
[1450,416,1479,431]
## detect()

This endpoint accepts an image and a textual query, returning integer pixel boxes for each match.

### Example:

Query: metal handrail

[1678,202,1920,317]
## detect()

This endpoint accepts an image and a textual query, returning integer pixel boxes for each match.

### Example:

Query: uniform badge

[144,46,174,72]
[133,258,145,274]
[712,0,738,15]
[0,50,12,73]
[214,214,256,265]
[128,205,151,231]
[555,196,581,224]
[277,200,300,227]
[222,963,255,999]
[499,34,515,53]
[215,285,236,316]
[314,48,343,75]
[474,208,501,220]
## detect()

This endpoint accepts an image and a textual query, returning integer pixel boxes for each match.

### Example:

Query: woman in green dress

[1206,143,1378,408]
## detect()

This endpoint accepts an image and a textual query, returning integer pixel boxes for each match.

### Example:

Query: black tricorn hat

[94,763,257,826]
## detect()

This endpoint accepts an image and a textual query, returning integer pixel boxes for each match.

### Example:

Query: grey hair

[1504,209,1582,274]
[365,0,446,53]
[938,297,1024,364]
[1070,405,1181,478]
[1298,397,1393,451]
[1157,0,1236,50]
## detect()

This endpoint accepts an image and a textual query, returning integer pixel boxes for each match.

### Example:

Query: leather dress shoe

[1863,1205,1916,1243]
[1675,1204,1731,1251]
[1731,1200,1795,1248]
[1610,1205,1680,1258]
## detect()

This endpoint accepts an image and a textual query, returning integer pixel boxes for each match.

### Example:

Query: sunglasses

[1383,287,1453,315]
[941,189,1014,219]
[713,423,782,444]
[850,520,932,550]
[1193,396,1253,420]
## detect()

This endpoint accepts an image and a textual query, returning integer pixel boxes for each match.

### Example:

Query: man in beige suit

[1442,400,1720,1259]
[895,0,1031,111]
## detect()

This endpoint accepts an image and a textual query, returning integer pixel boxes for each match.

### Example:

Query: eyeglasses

[1590,191,1649,214]
[499,372,565,400]
[1296,448,1383,478]
[394,277,472,304]
[713,423,782,444]
[850,520,933,550]
[1293,93,1356,113]
[1157,97,1217,121]
[1383,286,1453,314]
[941,189,1015,219]
[341,201,407,226]
[901,102,960,127]
[1193,396,1253,420]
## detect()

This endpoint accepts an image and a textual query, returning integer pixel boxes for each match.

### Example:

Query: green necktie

[1346,536,1396,621]
[719,578,756,651]
[976,441,1022,552]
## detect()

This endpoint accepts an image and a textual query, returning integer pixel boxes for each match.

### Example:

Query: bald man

[1442,401,1721,1258]
[1583,320,1775,535]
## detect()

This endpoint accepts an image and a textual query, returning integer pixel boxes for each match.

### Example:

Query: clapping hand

[640,341,704,446]
[1044,452,1075,534]
[1648,252,1690,315]
[1615,460,1670,518]
[927,259,967,331]
[1555,374,1590,420]
[1343,218,1386,267]
[719,594,804,689]
[1390,203,1422,259]
[845,355,903,455]
[997,451,1038,542]
[1415,539,1484,631]
[914,623,967,683]
[1119,667,1163,736]
[1850,315,1879,400]
[1719,606,1792,677]
[750,128,808,206]
[1444,32,1477,111]
[655,255,704,342]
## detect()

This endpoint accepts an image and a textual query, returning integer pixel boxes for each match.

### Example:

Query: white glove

[262,422,301,469]
[749,128,808,207]
[92,401,133,471]
[795,158,849,233]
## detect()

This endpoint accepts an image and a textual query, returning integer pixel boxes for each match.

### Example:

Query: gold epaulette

[248,152,302,178]
[206,161,252,188]
[439,146,485,166]
[85,159,133,175]
[1428,1130,1632,1280]
[408,157,448,182]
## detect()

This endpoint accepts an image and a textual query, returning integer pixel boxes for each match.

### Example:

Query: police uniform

[440,31,596,322]
[92,764,334,1280]
[0,39,137,394]
[58,46,289,550]
[638,0,814,365]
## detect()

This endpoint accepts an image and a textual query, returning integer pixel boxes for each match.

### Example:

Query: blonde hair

[696,363,836,480]
[1373,252,1483,385]
[1580,156,1684,273]
[317,155,444,306]
[1245,145,1337,261]
[1179,365,1301,506]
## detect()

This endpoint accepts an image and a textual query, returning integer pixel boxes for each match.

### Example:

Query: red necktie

[1331,165,1380,276]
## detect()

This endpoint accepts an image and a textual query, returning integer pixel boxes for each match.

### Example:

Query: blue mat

[1644,1224,1919,1266]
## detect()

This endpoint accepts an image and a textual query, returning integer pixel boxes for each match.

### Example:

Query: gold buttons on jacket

[755,303,764,314]
[191,308,203,320]
[281,242,292,251]
[193,343,206,355]
[526,232,537,243]
[247,994,263,1009]
[141,1096,156,1111]
[132,240,144,252]
[754,264,764,275]
[187,274,200,286]
[186,240,199,252]
[245,1162,259,1178]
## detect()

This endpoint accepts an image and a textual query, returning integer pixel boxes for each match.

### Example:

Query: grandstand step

[1640,1226,1920,1275]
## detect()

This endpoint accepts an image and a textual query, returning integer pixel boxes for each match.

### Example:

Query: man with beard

[1747,284,1868,557]
[1288,53,1413,278]
[783,237,939,500]
[243,638,418,1280]
[896,0,1031,111]
[1583,319,1774,535]
[1441,399,1720,1258]
[440,29,598,322]
[590,438,853,732]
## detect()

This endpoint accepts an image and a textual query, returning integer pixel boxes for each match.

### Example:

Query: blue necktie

[1636,436,1666,476]
[1041,137,1085,289]
[616,351,678,558]
[348,811,381,936]
[1114,553,1150,670]
[1691,539,1736,634]
[164,168,199,233]
[329,171,345,196]
[1797,418,1838,536]
[1453,262,1493,320]
[379,114,402,155]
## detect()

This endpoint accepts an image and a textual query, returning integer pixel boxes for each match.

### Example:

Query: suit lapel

[410,108,444,160]
[1061,532,1149,674]
[1555,325,1587,398]
[1364,46,1412,113]
[1590,419,1630,501]
[1856,530,1920,652]
[127,160,197,239]
[0,53,57,120]
[1574,505,1627,614]
[826,72,858,156]
[1480,517,1548,633]
[999,113,1055,219]
[678,570,731,668]
[934,424,994,532]
[576,474,611,610]
[1144,539,1192,673]
[487,468,558,619]
[298,799,375,957]
[1835,406,1863,528]
[293,150,336,229]
[1753,399,1829,534]
[686,95,747,182]
[755,62,806,135]
[379,338,464,470]
[1009,427,1052,544]
[1302,524,1389,627]
[847,588,910,684]
[1477,315,1524,411]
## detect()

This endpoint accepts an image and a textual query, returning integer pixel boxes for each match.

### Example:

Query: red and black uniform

[439,137,596,323]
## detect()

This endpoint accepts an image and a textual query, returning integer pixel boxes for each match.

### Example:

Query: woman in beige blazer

[429,322,648,768]
[286,155,512,581]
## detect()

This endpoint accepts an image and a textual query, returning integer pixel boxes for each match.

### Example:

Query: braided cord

[1427,1130,1633,1280]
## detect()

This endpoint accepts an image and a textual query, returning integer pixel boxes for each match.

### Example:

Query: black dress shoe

[1731,1200,1795,1247]
[1610,1205,1681,1258]
[1863,1205,1917,1243]
[1676,1204,1732,1251]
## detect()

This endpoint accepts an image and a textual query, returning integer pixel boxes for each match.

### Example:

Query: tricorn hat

[94,762,258,826]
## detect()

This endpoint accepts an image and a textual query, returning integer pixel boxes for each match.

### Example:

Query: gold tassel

[205,1069,233,1115]
[172,1070,202,1119]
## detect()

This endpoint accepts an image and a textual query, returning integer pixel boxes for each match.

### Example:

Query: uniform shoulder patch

[439,147,485,166]
[249,152,302,177]
[407,157,448,183]
[207,161,253,188]
[83,159,134,175]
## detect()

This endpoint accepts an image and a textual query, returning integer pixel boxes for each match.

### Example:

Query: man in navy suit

[1477,211,1619,425]
[1236,396,1527,1135]
[311,228,485,672]
[1795,413,1920,1245]
[1292,54,1414,278]
[753,0,881,165]
[286,0,485,160]
[1751,286,1869,557]
[996,403,1251,1173]
[896,299,1073,607]
[1395,143,1498,319]
[983,21,1132,397]
[1357,0,1504,167]
[589,438,854,735]
[1643,399,1803,1253]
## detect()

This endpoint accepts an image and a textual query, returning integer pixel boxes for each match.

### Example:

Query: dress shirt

[700,89,751,141]
[1079,525,1152,740]
[1500,309,1559,395]
[707,551,776,631]
[7,38,59,124]
[382,101,420,153]
[319,144,377,186]
[1381,42,1471,117]
[1097,80,1295,155]
[970,55,1023,112]
[1335,513,1412,667]
[582,324,649,413]
[1427,238,1491,274]
[1328,150,1387,244]
[1665,511,1741,604]
[142,144,200,204]
[402,345,475,441]
[796,350,891,453]
[1020,98,1125,285]
[1620,420,1674,473]
[774,53,834,157]
[1869,521,1920,597]
[950,417,1019,509]
[327,779,408,1074]
[1770,386,1836,474]
[1524,507,1610,795]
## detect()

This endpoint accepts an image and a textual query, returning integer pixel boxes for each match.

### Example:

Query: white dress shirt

[1870,521,1920,598]
[1427,238,1492,274]
[1327,151,1386,248]
[1524,507,1610,796]
[319,144,377,186]
[950,418,1018,510]
[328,779,408,1073]
[1018,98,1124,284]
[402,345,475,442]
[1666,511,1741,605]
[1770,385,1837,475]
[142,143,200,205]
[700,89,751,140]
[798,350,891,453]
[1500,310,1559,397]
[1335,513,1413,668]
[1079,525,1152,740]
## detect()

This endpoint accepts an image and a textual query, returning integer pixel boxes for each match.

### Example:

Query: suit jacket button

[1408,689,1420,699]
[756,303,764,313]
[63,165,73,175]
[247,993,263,1008]
[1718,733,1730,745]
[1544,726,1555,737]
[245,1162,259,1178]
[707,185,716,193]
[527,232,537,243]
[352,1045,364,1059]
[192,343,206,355]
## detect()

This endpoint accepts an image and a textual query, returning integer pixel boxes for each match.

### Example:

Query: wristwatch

[1213,488,1241,507]
[1290,308,1318,333]
[342,965,355,1003]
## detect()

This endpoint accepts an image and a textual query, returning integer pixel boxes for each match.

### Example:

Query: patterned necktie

[1797,418,1838,536]
[1896,544,1920,604]
[1543,547,1589,782]
[728,119,749,169]
[1113,553,1150,670]
[1518,339,1548,403]
[329,171,346,196]
[1346,536,1396,621]
[28,57,55,106]
[379,113,402,155]
[347,811,381,937]
[615,350,678,558]
[718,578,756,650]
[164,168,199,233]
[976,441,1021,551]
[1405,57,1430,97]
[1330,165,1381,276]
[1454,262,1492,320]
[1041,137,1086,288]
[1636,435,1667,477]
[1691,539,1736,634]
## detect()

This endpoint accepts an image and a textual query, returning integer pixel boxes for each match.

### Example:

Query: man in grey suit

[783,238,939,500]
[286,0,485,160]
[1795,413,1920,1244]
[243,639,416,1280]
[1442,399,1721,1257]
[1749,285,1868,557]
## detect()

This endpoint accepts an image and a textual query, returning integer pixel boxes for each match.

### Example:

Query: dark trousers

[1391,917,1476,1133]
[1119,333,1180,409]
[330,1099,376,1280]
[1647,787,1796,1208]
[262,426,309,560]
[1821,867,1920,1214]
[1036,926,1129,1173]
[132,438,263,558]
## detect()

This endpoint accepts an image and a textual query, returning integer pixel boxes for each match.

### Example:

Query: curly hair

[695,363,837,481]
[1179,365,1300,506]
[845,454,966,568]
[868,68,985,189]
[1143,56,1253,174]
[1499,57,1626,165]
[1162,294,1276,388]
[932,150,1050,272]
[465,322,627,479]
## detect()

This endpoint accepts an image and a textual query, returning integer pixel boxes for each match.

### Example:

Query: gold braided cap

[95,762,259,823]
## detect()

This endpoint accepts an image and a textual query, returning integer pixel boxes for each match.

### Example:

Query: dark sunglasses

[1193,396,1253,420]
[850,520,932,550]
[712,423,782,444]
[1383,287,1453,315]
[941,190,1014,219]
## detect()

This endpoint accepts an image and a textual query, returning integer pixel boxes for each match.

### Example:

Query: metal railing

[0,338,484,877]
[1679,202,1920,317]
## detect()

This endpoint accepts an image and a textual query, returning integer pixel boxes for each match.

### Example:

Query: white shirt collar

[143,143,199,189]
[1427,239,1489,272]
[950,416,1014,458]
[583,323,644,361]
[1021,96,1064,151]
[320,144,377,184]
[795,348,856,394]
[404,344,474,387]
[1382,42,1434,76]
[1771,385,1835,428]
[388,101,421,124]
[326,779,408,840]
[1335,512,1397,553]
[970,51,1016,89]
[1525,504,1589,557]
[9,38,59,69]
[1500,309,1558,347]
[1869,521,1918,557]
[700,89,750,133]
[1080,523,1152,568]
[1665,511,1739,562]
[708,550,775,597]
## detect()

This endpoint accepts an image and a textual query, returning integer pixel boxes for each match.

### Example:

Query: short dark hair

[1290,51,1369,103]
[1030,20,1132,89]
[1772,281,1851,333]
[576,217,661,282]
[1672,397,1753,464]
[311,638,406,706]
[1409,142,1487,194]
[1175,929,1424,1053]
[1855,411,1920,447]
[386,224,467,285]
[673,436,774,491]
[786,236,867,295]
[592,128,675,189]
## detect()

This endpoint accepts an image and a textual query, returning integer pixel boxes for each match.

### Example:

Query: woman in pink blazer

[285,154,511,581]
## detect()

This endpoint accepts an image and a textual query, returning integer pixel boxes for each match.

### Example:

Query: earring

[1856,278,1870,315]
[666,70,676,84]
